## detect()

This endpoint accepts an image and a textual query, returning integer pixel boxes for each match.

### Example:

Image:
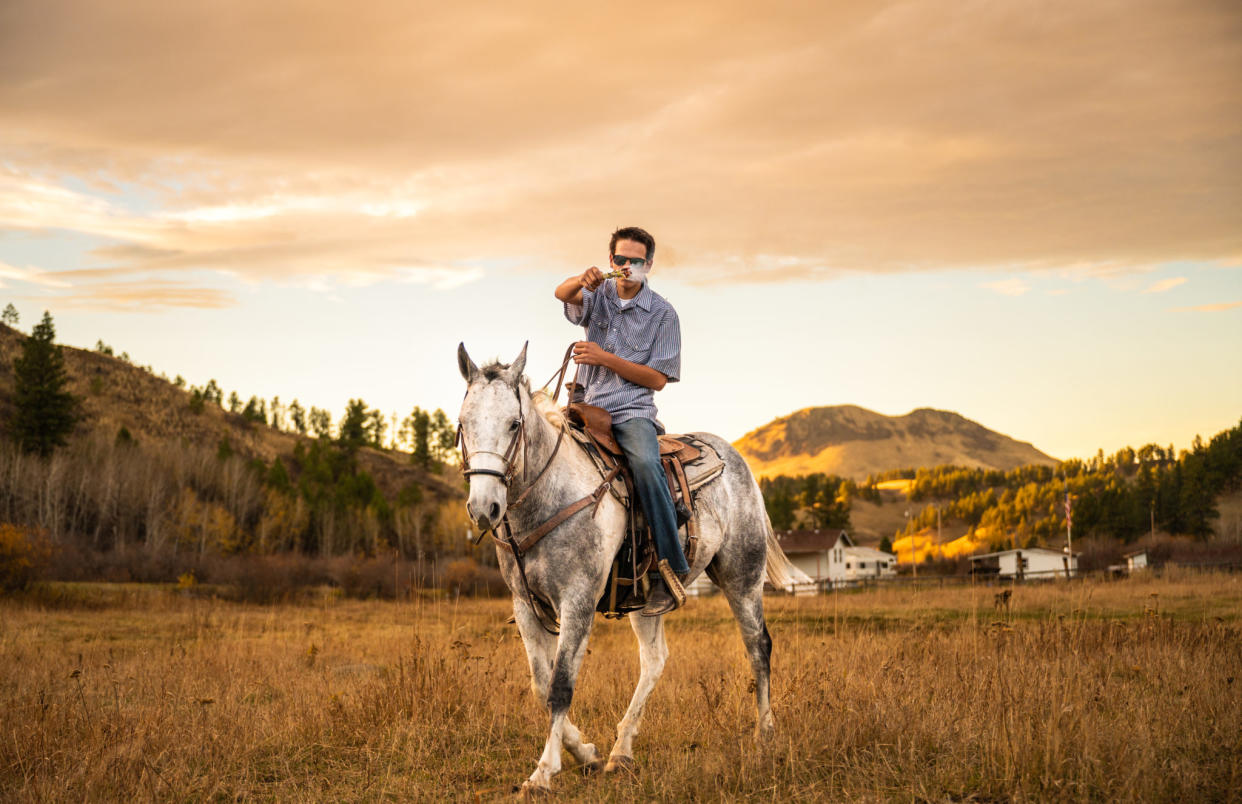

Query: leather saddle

[565,402,701,464]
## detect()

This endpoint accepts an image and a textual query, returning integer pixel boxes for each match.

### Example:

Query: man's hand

[572,340,610,366]
[572,340,669,390]
[579,266,605,292]
[555,268,605,304]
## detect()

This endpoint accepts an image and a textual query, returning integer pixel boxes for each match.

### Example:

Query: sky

[1,0,1239,461]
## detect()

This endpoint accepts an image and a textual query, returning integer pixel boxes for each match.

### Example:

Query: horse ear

[508,341,528,381]
[457,342,479,383]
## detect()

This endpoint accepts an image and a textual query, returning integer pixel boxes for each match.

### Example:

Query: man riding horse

[553,226,689,615]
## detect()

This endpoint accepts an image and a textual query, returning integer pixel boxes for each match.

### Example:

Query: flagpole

[1065,487,1073,565]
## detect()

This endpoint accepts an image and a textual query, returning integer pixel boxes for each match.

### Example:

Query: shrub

[441,558,506,597]
[0,523,54,591]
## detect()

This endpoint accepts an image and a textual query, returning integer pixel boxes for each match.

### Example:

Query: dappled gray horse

[457,343,798,793]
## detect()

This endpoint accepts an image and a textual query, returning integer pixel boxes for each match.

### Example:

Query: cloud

[0,0,1239,288]
[983,278,1031,296]
[1171,300,1242,313]
[14,280,238,312]
[1142,277,1187,293]
[0,261,73,288]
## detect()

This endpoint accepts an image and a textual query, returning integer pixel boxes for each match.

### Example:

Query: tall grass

[1,571,1239,801]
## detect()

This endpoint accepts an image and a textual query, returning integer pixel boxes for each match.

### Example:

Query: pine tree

[404,407,433,468]
[289,400,307,434]
[431,409,456,463]
[11,311,80,456]
[338,399,369,448]
[1,303,18,327]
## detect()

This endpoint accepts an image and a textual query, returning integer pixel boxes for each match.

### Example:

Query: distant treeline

[763,419,1242,548]
[759,474,879,532]
[0,431,472,564]
[1,311,479,585]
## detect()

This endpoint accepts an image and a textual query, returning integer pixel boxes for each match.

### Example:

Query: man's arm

[571,341,669,391]
[555,267,606,306]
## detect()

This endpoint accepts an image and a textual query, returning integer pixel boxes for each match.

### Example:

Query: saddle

[564,401,726,617]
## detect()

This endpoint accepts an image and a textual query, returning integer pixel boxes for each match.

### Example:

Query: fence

[755,560,1242,596]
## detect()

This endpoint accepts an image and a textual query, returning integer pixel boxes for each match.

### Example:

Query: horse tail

[762,516,801,591]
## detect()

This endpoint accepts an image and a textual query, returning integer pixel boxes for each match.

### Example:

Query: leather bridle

[457,380,527,488]
[455,345,583,634]
[456,344,583,532]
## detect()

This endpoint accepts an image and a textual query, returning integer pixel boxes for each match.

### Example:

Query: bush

[441,557,507,597]
[0,523,55,591]
[204,553,328,604]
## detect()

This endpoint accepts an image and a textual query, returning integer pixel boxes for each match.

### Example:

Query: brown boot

[641,560,687,617]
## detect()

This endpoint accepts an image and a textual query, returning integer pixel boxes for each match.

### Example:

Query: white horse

[457,343,798,793]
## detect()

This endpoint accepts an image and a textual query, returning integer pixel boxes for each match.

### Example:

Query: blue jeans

[612,417,690,575]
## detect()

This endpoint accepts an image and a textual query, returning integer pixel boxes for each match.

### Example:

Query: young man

[554,226,688,615]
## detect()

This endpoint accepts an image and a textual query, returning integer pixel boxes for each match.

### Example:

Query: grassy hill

[0,322,462,504]
[0,321,468,577]
[735,404,1057,480]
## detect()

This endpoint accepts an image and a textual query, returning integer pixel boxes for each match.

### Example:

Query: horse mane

[530,389,565,428]
[478,360,516,382]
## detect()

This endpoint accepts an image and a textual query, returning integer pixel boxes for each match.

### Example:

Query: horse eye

[509,419,520,431]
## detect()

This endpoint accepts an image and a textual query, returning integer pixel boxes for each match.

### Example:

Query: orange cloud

[0,0,1239,293]
[1172,301,1242,313]
[13,280,237,312]
[1142,277,1187,293]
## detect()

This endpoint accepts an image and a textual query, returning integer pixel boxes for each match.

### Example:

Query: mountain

[733,404,1057,480]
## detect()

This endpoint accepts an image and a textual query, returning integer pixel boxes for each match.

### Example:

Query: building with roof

[969,547,1078,579]
[774,529,897,585]
[1124,549,1149,571]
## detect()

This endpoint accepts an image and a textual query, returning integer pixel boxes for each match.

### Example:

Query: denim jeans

[612,417,690,575]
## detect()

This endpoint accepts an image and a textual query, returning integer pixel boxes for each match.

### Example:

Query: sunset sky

[2,0,1239,461]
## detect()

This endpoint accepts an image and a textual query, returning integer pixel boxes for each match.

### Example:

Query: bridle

[455,345,581,635]
[457,380,528,487]
[456,344,577,530]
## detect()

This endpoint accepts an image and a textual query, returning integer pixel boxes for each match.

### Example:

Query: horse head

[457,341,528,532]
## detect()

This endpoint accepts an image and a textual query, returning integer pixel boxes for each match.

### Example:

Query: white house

[774,529,897,586]
[969,548,1079,579]
[1124,549,1149,572]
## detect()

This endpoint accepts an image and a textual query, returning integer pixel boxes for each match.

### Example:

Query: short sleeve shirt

[563,279,681,426]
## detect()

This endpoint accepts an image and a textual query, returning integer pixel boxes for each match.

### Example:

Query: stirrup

[640,559,685,617]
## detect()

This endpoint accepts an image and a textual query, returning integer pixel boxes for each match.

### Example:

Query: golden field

[2,572,1240,802]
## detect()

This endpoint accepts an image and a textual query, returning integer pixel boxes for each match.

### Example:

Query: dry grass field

[2,572,1240,802]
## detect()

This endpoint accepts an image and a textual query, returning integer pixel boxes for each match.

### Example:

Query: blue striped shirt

[563,279,681,427]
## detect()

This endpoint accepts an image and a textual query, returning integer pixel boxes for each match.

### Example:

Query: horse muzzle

[467,495,505,533]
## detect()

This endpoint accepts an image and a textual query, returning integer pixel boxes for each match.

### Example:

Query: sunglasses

[611,254,648,268]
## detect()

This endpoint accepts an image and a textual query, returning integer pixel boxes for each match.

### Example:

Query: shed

[969,548,1078,579]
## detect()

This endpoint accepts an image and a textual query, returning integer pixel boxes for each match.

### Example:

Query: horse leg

[606,612,668,772]
[516,600,598,792]
[512,600,602,775]
[719,574,775,738]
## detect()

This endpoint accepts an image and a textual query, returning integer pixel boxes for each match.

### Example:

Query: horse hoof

[515,781,551,799]
[580,757,606,775]
[604,755,638,775]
